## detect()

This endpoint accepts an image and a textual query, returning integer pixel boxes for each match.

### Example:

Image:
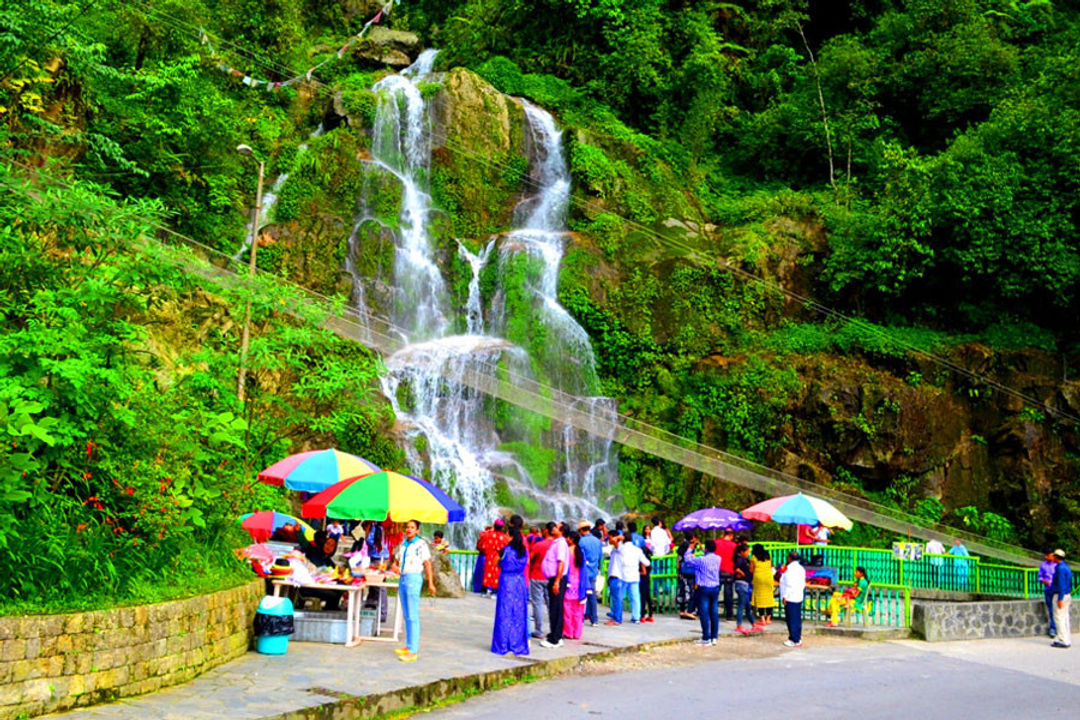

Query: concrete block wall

[912,597,1080,642]
[0,580,263,719]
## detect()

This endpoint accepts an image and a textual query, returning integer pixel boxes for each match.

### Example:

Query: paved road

[425,636,1080,719]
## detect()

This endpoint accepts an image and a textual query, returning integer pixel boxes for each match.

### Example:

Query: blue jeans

[400,572,423,653]
[1045,588,1058,634]
[586,572,599,624]
[697,586,720,640]
[785,601,803,644]
[626,579,642,621]
[735,580,755,627]
[608,577,626,623]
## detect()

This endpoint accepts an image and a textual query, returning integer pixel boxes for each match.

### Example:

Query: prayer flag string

[199,0,395,92]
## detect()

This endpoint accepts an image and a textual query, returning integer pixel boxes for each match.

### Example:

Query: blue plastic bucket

[256,634,289,655]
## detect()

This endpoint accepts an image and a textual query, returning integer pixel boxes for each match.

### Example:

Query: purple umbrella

[673,507,753,533]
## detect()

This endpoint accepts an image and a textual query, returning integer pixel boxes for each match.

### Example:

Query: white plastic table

[271,578,402,646]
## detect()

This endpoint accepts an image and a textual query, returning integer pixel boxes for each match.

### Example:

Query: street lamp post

[236,144,265,404]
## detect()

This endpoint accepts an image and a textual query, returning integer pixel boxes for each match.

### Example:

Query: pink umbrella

[236,543,275,563]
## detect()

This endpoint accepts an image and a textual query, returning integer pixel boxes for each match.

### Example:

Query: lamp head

[236,144,254,157]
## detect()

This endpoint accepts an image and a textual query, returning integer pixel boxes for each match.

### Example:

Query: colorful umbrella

[741,493,853,531]
[672,507,753,532]
[301,471,466,524]
[239,511,316,542]
[257,448,381,493]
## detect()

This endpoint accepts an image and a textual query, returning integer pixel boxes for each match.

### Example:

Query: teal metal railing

[447,542,1075,624]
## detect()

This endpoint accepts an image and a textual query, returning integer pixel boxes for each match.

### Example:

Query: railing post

[1023,569,1029,599]
[899,557,905,586]
[974,558,981,593]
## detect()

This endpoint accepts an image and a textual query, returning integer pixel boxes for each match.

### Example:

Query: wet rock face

[349,28,422,69]
[770,348,1080,546]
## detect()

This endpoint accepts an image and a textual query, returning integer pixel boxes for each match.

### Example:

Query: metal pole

[237,159,265,402]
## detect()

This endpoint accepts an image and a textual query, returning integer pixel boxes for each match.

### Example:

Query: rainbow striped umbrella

[239,511,316,542]
[741,493,853,530]
[257,448,381,493]
[301,471,466,524]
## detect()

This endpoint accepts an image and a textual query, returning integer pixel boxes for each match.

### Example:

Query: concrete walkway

[46,595,729,719]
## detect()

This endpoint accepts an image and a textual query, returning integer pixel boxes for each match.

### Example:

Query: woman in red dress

[477,520,510,595]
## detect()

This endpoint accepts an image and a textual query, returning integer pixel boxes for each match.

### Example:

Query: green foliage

[0,167,397,612]
[952,505,1019,545]
[497,442,556,488]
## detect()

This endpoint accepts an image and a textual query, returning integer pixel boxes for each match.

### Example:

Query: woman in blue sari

[491,528,530,656]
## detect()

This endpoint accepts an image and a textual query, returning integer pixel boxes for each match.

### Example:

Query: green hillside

[3,0,1079,609]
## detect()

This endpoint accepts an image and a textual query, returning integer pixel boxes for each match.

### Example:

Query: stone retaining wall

[911,597,1079,642]
[0,580,263,719]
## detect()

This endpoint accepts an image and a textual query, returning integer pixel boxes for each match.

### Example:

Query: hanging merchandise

[198,0,396,92]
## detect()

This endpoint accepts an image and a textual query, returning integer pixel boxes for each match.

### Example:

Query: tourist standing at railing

[527,524,554,639]
[750,544,775,628]
[477,519,510,598]
[779,551,805,648]
[676,532,699,620]
[716,529,737,621]
[949,539,971,590]
[650,517,672,556]
[540,522,570,648]
[926,537,946,584]
[562,531,588,640]
[628,522,655,623]
[1040,550,1059,638]
[578,521,603,627]
[733,543,756,634]
[594,518,609,543]
[683,538,721,645]
[606,531,628,625]
[1049,549,1072,649]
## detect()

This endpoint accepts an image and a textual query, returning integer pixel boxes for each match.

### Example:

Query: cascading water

[371,49,448,340]
[498,101,619,507]
[351,52,619,539]
[459,239,494,335]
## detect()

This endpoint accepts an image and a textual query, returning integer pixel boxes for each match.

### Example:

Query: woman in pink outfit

[562,531,587,639]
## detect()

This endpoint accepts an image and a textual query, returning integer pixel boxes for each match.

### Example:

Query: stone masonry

[0,580,263,719]
[912,597,1080,642]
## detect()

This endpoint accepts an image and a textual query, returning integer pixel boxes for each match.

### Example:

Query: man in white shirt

[926,537,946,584]
[779,551,806,648]
[649,517,672,557]
[616,534,650,623]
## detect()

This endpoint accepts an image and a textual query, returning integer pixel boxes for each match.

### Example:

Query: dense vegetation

[3,0,1080,609]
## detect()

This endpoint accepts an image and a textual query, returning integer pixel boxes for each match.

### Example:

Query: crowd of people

[481,516,673,656]
[479,518,879,654]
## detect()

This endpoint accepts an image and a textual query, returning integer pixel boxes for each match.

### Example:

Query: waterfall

[501,101,619,507]
[459,239,494,335]
[371,51,449,340]
[351,54,619,539]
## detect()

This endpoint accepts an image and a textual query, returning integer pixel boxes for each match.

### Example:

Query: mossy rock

[428,68,527,240]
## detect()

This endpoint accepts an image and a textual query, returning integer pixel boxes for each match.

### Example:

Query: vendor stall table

[271,578,402,647]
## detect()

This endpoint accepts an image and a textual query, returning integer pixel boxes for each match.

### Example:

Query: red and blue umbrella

[741,493,853,530]
[239,511,316,543]
[673,507,753,533]
[302,471,466,524]
[257,448,381,493]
